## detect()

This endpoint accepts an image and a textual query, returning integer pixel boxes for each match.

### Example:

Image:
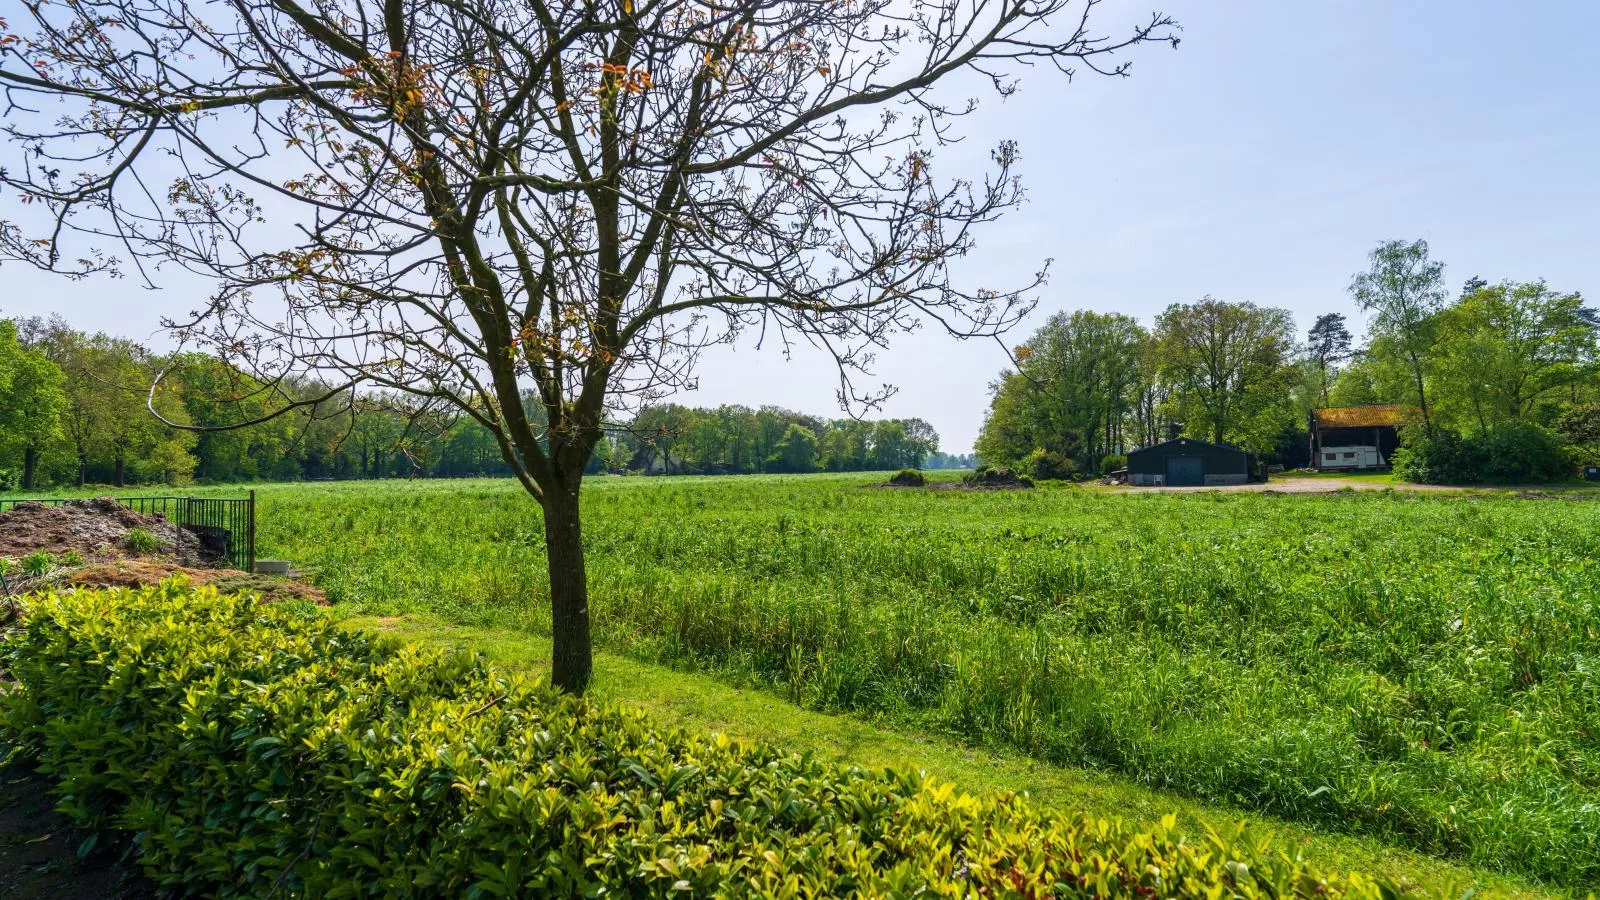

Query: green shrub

[1477,422,1573,482]
[1021,447,1077,481]
[1393,423,1572,484]
[19,550,52,577]
[888,468,926,487]
[0,583,1389,898]
[1099,454,1127,474]
[124,527,162,555]
[964,466,1033,488]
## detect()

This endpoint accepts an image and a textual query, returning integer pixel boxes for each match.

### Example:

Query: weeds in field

[255,476,1600,886]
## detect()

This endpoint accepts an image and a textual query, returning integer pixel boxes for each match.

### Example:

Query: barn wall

[1127,437,1256,485]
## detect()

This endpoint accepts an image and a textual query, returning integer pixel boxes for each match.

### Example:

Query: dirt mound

[62,560,328,605]
[962,467,1033,489]
[0,498,190,560]
[0,499,319,607]
[886,469,927,487]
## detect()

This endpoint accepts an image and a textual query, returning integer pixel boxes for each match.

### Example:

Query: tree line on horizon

[977,239,1600,481]
[0,315,954,490]
[615,404,959,475]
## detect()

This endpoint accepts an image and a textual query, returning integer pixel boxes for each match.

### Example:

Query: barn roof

[1311,404,1419,428]
[1128,436,1249,457]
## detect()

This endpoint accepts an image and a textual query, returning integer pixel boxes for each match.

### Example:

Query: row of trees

[977,239,1599,477]
[0,315,544,489]
[1,317,943,489]
[975,301,1302,474]
[615,406,939,475]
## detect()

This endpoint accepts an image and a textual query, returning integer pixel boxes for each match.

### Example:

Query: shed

[1126,437,1255,487]
[1309,405,1417,471]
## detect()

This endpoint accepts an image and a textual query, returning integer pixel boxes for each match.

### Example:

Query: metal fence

[0,492,256,572]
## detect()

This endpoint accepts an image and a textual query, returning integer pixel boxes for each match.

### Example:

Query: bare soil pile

[0,498,323,604]
[0,498,191,560]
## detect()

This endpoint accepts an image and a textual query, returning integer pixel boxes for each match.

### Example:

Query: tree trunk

[1408,350,1432,432]
[543,483,593,693]
[114,454,126,487]
[22,446,38,491]
[76,454,86,487]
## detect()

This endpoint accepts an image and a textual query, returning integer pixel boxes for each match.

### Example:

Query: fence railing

[0,492,256,572]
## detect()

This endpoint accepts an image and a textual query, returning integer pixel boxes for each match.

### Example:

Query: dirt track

[1114,477,1600,495]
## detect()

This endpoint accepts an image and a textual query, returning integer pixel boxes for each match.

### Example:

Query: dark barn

[1127,437,1256,487]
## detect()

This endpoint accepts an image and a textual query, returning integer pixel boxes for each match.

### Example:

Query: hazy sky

[3,1,1597,452]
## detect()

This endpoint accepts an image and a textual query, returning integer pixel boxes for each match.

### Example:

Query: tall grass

[254,475,1600,886]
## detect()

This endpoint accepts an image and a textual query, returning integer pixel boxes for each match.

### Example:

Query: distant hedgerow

[0,582,1391,898]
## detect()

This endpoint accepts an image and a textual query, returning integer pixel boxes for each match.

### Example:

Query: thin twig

[464,693,507,719]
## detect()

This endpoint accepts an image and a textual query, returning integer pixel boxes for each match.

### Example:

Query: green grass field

[14,474,1599,893]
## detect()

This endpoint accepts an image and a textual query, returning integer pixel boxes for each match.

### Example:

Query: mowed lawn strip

[349,613,1555,900]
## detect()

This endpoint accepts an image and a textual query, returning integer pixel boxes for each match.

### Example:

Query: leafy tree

[15,326,197,486]
[0,0,1176,691]
[1153,299,1294,452]
[1304,313,1353,405]
[0,319,67,489]
[976,310,1146,470]
[769,424,819,473]
[94,339,196,487]
[1554,404,1600,461]
[976,373,1083,471]
[1432,281,1596,430]
[820,420,871,472]
[171,354,303,481]
[923,451,977,470]
[1349,239,1447,430]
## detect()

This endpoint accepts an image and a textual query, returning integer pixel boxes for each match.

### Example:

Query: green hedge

[0,582,1394,897]
[1391,423,1573,484]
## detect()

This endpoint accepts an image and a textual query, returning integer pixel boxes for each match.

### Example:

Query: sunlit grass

[353,613,1553,899]
[24,473,1593,888]
[243,475,1600,887]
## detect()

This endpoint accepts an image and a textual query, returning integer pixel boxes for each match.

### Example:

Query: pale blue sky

[4,1,1597,452]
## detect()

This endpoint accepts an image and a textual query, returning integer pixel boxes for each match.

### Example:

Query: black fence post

[247,490,257,573]
[180,497,190,567]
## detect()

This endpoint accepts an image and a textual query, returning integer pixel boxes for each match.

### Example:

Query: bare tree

[0,0,1177,691]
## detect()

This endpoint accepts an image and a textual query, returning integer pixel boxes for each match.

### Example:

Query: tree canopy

[1,0,1178,691]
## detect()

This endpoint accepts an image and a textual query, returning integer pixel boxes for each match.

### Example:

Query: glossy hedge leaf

[0,581,1400,898]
